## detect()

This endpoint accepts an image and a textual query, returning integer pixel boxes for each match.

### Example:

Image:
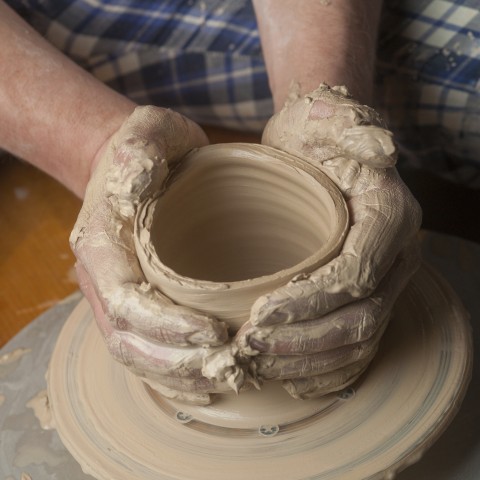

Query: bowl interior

[149,146,339,283]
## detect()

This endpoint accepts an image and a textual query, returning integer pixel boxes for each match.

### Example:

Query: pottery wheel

[46,261,472,480]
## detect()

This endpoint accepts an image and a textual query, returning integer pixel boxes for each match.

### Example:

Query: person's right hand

[70,107,243,405]
[237,84,422,399]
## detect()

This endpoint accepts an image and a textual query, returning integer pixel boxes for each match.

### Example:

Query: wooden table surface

[0,128,260,347]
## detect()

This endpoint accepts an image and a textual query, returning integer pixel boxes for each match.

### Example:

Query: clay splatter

[26,389,55,430]
[0,348,31,365]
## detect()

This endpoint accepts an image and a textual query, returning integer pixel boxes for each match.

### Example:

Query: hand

[71,106,243,405]
[237,84,422,399]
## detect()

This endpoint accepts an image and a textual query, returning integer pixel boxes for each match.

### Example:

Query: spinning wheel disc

[47,264,472,480]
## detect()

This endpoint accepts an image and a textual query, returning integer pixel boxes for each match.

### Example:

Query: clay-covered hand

[71,106,242,405]
[238,84,422,399]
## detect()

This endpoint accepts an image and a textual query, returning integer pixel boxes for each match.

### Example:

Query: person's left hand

[237,84,422,399]
[71,106,242,405]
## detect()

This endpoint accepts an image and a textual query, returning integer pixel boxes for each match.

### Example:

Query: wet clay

[135,143,349,331]
[47,264,472,480]
[26,389,55,430]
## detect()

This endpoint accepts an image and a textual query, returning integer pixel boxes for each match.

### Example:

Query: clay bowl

[134,143,349,332]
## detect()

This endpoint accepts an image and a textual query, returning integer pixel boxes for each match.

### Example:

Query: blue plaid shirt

[378,0,480,187]
[9,0,272,131]
[7,0,480,187]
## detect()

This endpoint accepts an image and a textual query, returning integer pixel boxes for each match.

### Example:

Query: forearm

[0,1,136,197]
[252,0,382,110]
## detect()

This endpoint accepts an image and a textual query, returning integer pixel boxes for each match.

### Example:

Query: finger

[75,262,111,338]
[282,357,371,400]
[245,300,388,355]
[142,380,213,406]
[251,174,422,326]
[106,282,228,347]
[241,241,420,354]
[337,125,396,169]
[252,331,382,381]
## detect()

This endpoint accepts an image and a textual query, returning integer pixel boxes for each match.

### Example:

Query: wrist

[253,0,382,110]
[80,101,136,197]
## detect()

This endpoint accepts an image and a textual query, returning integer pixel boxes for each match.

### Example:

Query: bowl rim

[134,142,349,293]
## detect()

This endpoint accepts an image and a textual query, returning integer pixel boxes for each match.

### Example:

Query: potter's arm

[252,0,383,110]
[0,1,135,198]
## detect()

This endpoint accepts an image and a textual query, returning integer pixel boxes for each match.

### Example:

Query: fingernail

[249,337,269,353]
